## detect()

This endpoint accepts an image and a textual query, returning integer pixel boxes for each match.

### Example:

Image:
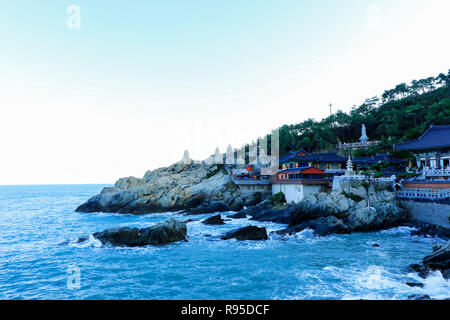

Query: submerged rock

[202,214,225,225]
[228,211,248,219]
[406,221,450,240]
[78,219,187,247]
[277,217,349,237]
[409,264,423,272]
[406,282,424,288]
[408,294,432,300]
[249,207,292,224]
[188,201,232,215]
[233,200,291,224]
[221,226,268,241]
[234,201,269,217]
[443,269,450,280]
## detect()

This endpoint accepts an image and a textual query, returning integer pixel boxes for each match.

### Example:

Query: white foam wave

[278,228,345,244]
[339,265,450,300]
[379,226,417,235]
[69,234,102,248]
[407,271,450,300]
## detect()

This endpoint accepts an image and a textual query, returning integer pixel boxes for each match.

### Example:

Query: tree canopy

[273,70,450,158]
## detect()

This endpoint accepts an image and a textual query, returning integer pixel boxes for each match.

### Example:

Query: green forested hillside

[276,70,450,158]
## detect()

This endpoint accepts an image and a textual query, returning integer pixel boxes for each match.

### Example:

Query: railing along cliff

[231,178,271,185]
[396,188,450,201]
[424,167,450,177]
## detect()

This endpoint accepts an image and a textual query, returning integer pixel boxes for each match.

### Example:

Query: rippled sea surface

[0,185,449,300]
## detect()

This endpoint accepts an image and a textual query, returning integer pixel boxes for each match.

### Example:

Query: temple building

[274,166,325,181]
[278,149,346,175]
[353,153,404,176]
[270,149,344,203]
[393,124,450,201]
[270,166,328,203]
[394,125,450,170]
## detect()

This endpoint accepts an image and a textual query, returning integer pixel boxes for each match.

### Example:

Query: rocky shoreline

[74,160,450,294]
[75,160,449,239]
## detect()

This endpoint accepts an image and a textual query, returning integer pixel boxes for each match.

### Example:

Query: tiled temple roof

[279,149,308,163]
[291,152,346,163]
[353,154,403,166]
[394,125,450,151]
[278,166,324,174]
[280,148,346,164]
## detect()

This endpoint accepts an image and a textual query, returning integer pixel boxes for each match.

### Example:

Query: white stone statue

[214,147,223,165]
[225,144,234,165]
[180,150,192,165]
[360,124,369,143]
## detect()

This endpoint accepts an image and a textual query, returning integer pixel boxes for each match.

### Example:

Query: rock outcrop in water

[423,241,450,272]
[410,240,450,280]
[221,226,268,241]
[76,161,266,214]
[202,214,225,225]
[228,200,292,224]
[78,219,187,247]
[405,221,450,240]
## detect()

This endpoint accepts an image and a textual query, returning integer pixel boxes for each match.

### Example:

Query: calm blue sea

[0,184,448,300]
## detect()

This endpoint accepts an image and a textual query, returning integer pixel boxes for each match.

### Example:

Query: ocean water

[0,185,449,300]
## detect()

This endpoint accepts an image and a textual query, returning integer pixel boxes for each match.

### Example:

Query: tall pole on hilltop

[329,103,332,116]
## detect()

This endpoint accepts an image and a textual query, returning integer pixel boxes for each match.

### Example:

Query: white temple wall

[272,184,322,204]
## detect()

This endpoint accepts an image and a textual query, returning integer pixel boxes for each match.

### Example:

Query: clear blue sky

[1,0,449,184]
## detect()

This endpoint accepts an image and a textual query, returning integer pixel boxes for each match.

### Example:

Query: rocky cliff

[76,161,265,214]
[274,180,408,236]
[76,162,410,237]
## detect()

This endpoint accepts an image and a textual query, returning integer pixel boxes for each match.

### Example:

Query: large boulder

[232,200,291,224]
[345,207,378,232]
[234,201,272,218]
[228,211,248,219]
[406,221,450,240]
[422,240,450,271]
[80,219,187,247]
[277,216,350,237]
[249,207,292,224]
[289,201,323,226]
[243,192,265,206]
[221,226,268,241]
[187,201,233,215]
[202,214,225,225]
[410,241,450,280]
